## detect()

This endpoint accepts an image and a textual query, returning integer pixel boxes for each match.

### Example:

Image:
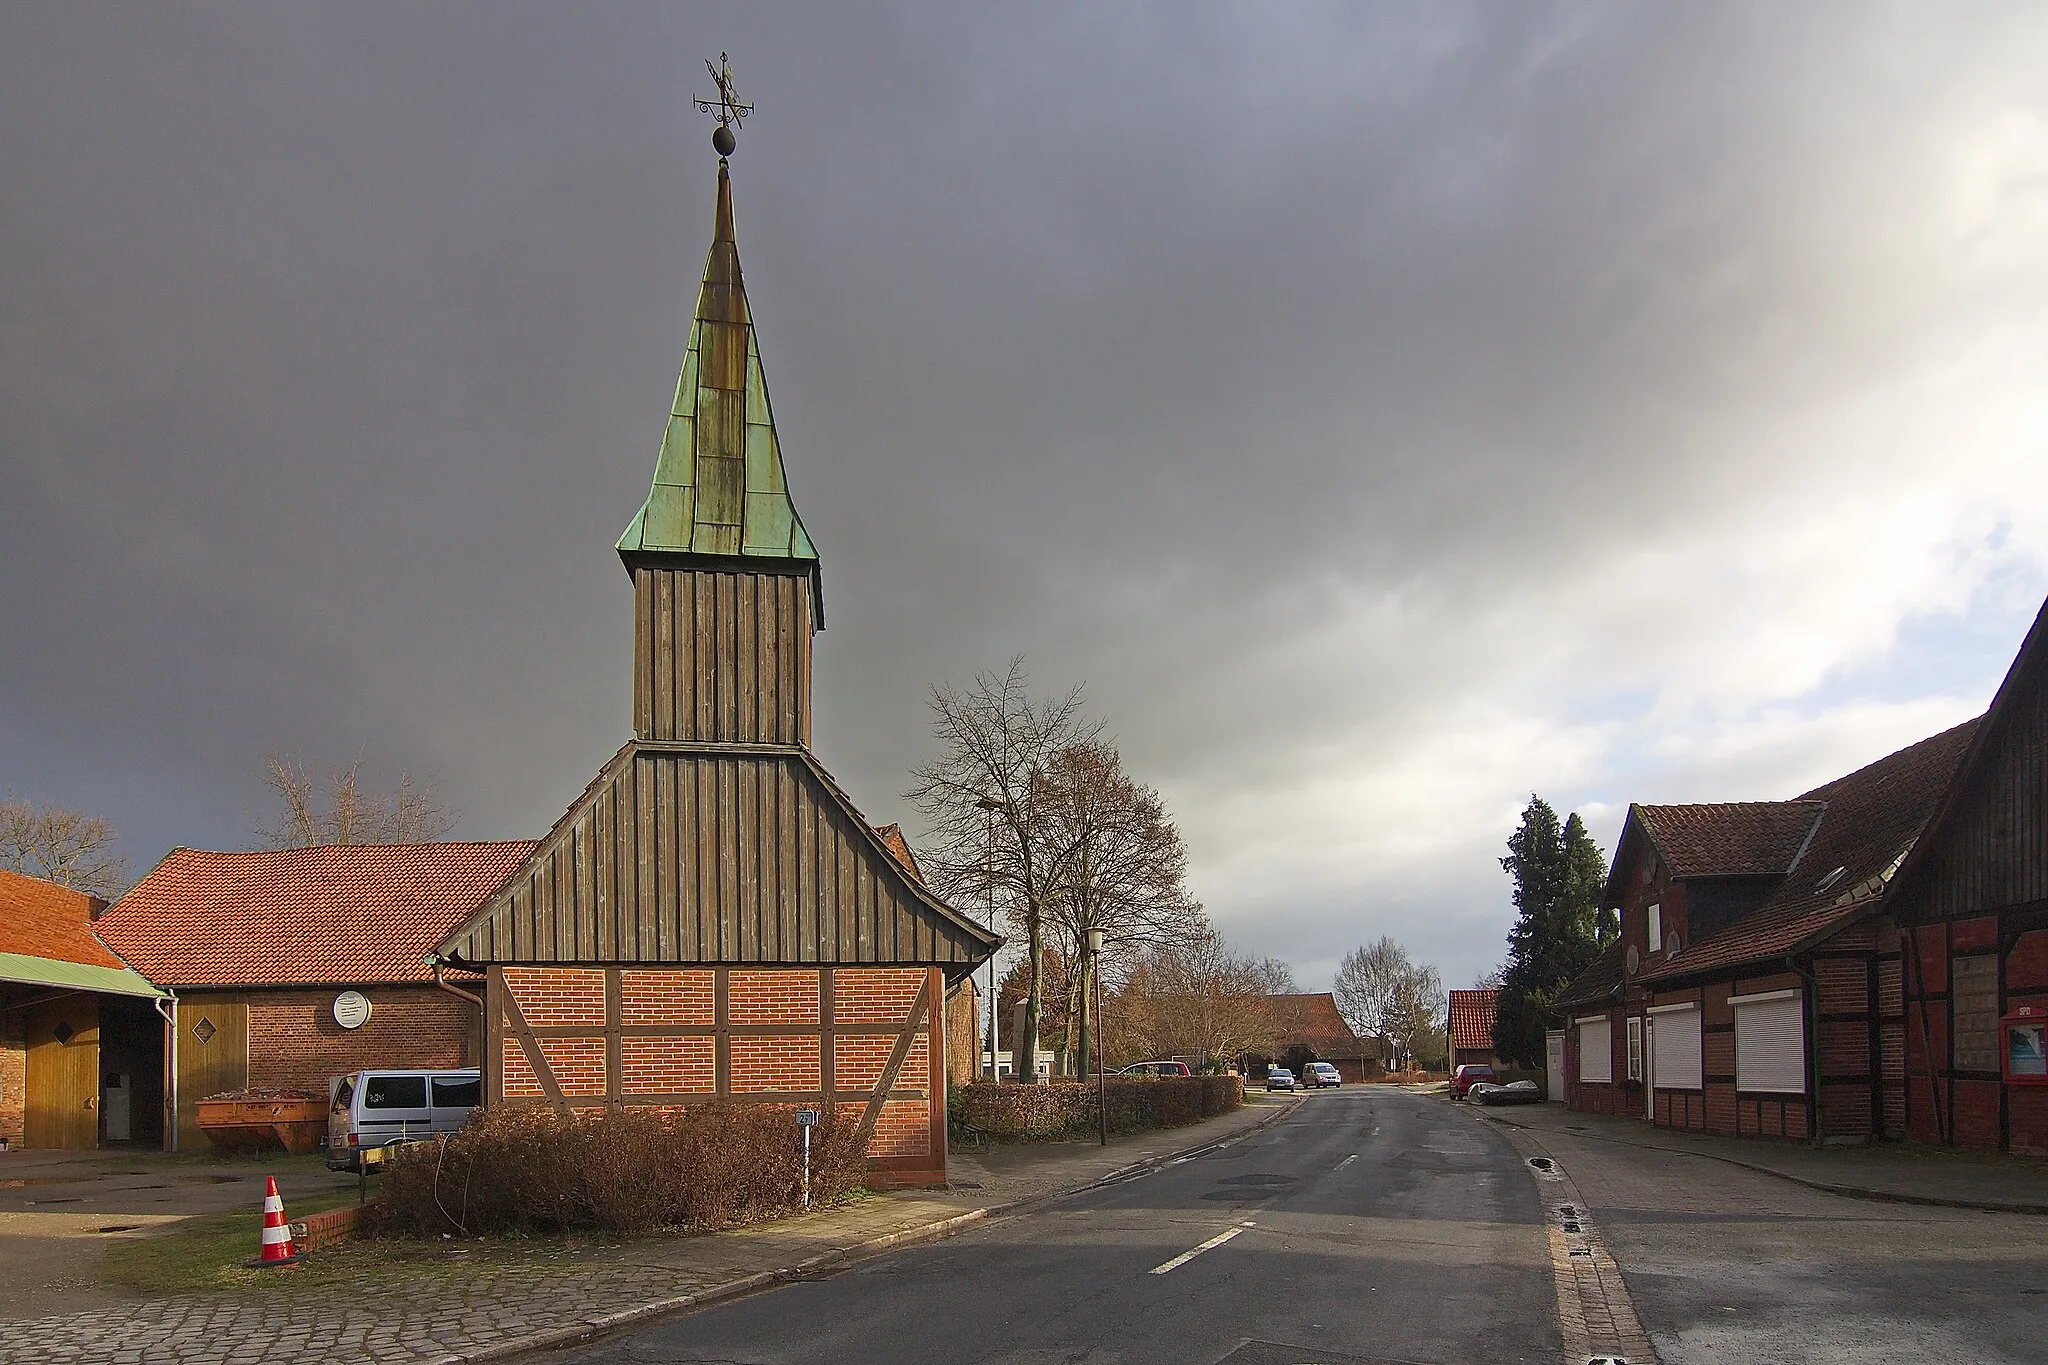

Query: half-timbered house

[433,148,999,1187]
[1884,596,2048,1154]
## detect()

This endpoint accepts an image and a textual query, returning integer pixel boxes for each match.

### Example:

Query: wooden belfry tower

[438,65,998,1186]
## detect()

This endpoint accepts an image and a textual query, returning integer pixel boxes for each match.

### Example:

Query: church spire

[617,126,819,603]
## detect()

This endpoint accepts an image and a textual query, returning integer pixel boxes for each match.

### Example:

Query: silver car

[326,1069,479,1170]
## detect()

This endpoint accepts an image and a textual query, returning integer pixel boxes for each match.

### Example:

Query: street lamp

[1088,926,1106,1145]
[977,795,1004,1082]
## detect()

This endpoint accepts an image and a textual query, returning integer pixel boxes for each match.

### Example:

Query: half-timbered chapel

[433,144,999,1187]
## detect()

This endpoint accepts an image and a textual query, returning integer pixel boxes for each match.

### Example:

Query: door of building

[1545,1030,1565,1102]
[24,997,100,1149]
[101,1072,131,1142]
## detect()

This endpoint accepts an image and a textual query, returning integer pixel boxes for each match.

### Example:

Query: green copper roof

[619,160,819,569]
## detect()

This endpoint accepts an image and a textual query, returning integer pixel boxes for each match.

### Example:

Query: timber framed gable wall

[488,964,947,1182]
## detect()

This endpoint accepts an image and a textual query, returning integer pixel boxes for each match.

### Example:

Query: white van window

[331,1077,355,1111]
[365,1076,427,1109]
[431,1076,480,1108]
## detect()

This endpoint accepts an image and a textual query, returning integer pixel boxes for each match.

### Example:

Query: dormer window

[1647,902,1663,954]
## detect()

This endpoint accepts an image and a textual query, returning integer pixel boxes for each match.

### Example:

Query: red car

[1117,1060,1193,1077]
[1450,1063,1497,1097]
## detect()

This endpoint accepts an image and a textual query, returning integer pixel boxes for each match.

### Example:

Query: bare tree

[905,658,1100,1079]
[0,794,128,896]
[1113,914,1286,1069]
[1334,936,1446,1070]
[1035,741,1195,1076]
[1471,960,1509,990]
[1386,961,1447,1071]
[255,751,459,848]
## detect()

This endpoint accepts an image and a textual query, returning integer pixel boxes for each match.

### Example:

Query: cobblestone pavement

[1480,1106,2048,1364]
[0,1098,1297,1365]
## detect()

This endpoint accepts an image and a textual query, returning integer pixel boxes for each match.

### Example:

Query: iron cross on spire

[695,52,752,157]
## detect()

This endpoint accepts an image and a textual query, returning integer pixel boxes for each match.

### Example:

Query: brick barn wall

[0,1005,24,1146]
[493,964,946,1184]
[240,986,476,1094]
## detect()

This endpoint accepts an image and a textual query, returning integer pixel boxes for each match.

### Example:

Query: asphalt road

[567,1087,1560,1365]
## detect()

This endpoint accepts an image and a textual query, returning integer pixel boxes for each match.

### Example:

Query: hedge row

[361,1102,867,1239]
[958,1075,1243,1142]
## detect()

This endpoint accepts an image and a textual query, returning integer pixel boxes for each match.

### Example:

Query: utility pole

[977,796,1003,1081]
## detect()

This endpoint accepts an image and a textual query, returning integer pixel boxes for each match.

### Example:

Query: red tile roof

[1644,718,1979,982]
[98,842,535,987]
[1269,992,1368,1054]
[873,824,925,885]
[0,868,129,971]
[1634,801,1825,878]
[1448,988,1501,1051]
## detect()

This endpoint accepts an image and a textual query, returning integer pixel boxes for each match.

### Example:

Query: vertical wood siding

[633,566,812,745]
[450,746,986,968]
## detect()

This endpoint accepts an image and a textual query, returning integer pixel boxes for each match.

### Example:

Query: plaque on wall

[333,990,373,1030]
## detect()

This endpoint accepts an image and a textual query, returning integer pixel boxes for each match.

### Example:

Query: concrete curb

[438,1098,1302,1363]
[1466,1104,2048,1217]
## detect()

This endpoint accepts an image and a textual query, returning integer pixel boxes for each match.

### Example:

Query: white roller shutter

[1650,1006,1702,1090]
[1578,1017,1613,1084]
[1735,993,1806,1093]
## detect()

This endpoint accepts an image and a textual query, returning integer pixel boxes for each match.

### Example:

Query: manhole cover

[1528,1157,1554,1169]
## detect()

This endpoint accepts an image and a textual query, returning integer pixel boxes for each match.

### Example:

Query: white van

[325,1069,480,1170]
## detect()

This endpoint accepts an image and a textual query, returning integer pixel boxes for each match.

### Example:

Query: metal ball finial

[712,124,736,157]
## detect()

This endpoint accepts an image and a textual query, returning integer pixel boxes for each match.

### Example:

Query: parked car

[1472,1079,1544,1106]
[1450,1063,1497,1097]
[1117,1060,1193,1077]
[1265,1065,1298,1091]
[326,1068,480,1170]
[1301,1061,1342,1088]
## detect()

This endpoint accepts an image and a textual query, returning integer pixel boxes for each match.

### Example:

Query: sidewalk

[0,1094,1300,1365]
[1465,1096,2048,1214]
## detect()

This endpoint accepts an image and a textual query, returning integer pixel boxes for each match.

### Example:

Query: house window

[1647,903,1662,955]
[1953,955,2000,1073]
[1578,1016,1613,1084]
[1626,1016,1644,1081]
[1649,1004,1703,1090]
[1733,990,1806,1093]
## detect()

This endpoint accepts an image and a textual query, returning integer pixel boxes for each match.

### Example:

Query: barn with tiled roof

[97,841,533,1150]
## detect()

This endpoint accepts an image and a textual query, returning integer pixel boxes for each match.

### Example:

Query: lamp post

[976,796,1004,1081]
[1088,926,1106,1145]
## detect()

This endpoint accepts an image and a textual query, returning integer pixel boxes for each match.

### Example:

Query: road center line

[1336,1154,1358,1169]
[1148,1222,1253,1275]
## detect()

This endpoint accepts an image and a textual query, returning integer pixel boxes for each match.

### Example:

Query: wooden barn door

[174,999,248,1151]
[25,997,100,1149]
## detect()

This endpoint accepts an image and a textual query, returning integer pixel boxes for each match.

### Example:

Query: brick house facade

[1558,593,2048,1153]
[433,150,998,1188]
[1883,596,2048,1154]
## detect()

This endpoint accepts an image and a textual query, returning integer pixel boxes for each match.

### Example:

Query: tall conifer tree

[1493,796,1607,1065]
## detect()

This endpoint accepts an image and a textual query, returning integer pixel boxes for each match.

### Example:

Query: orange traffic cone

[247,1176,299,1268]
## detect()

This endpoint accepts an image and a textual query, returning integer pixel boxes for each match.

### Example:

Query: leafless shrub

[364,1103,867,1239]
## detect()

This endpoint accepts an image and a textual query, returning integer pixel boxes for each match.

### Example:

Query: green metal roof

[619,159,820,579]
[0,951,163,999]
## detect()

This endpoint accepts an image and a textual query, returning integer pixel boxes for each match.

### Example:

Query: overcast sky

[5,4,2046,993]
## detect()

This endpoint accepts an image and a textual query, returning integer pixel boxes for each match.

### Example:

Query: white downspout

[153,988,178,1153]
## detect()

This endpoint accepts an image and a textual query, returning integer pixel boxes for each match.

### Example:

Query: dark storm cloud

[5,4,2046,988]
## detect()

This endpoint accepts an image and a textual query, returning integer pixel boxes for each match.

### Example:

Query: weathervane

[694,52,752,157]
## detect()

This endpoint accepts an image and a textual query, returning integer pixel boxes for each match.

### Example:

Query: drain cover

[1528,1157,1554,1169]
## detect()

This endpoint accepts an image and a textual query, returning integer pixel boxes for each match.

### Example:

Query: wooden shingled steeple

[438,150,998,974]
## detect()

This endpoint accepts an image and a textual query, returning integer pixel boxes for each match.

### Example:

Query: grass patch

[101,1188,363,1295]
